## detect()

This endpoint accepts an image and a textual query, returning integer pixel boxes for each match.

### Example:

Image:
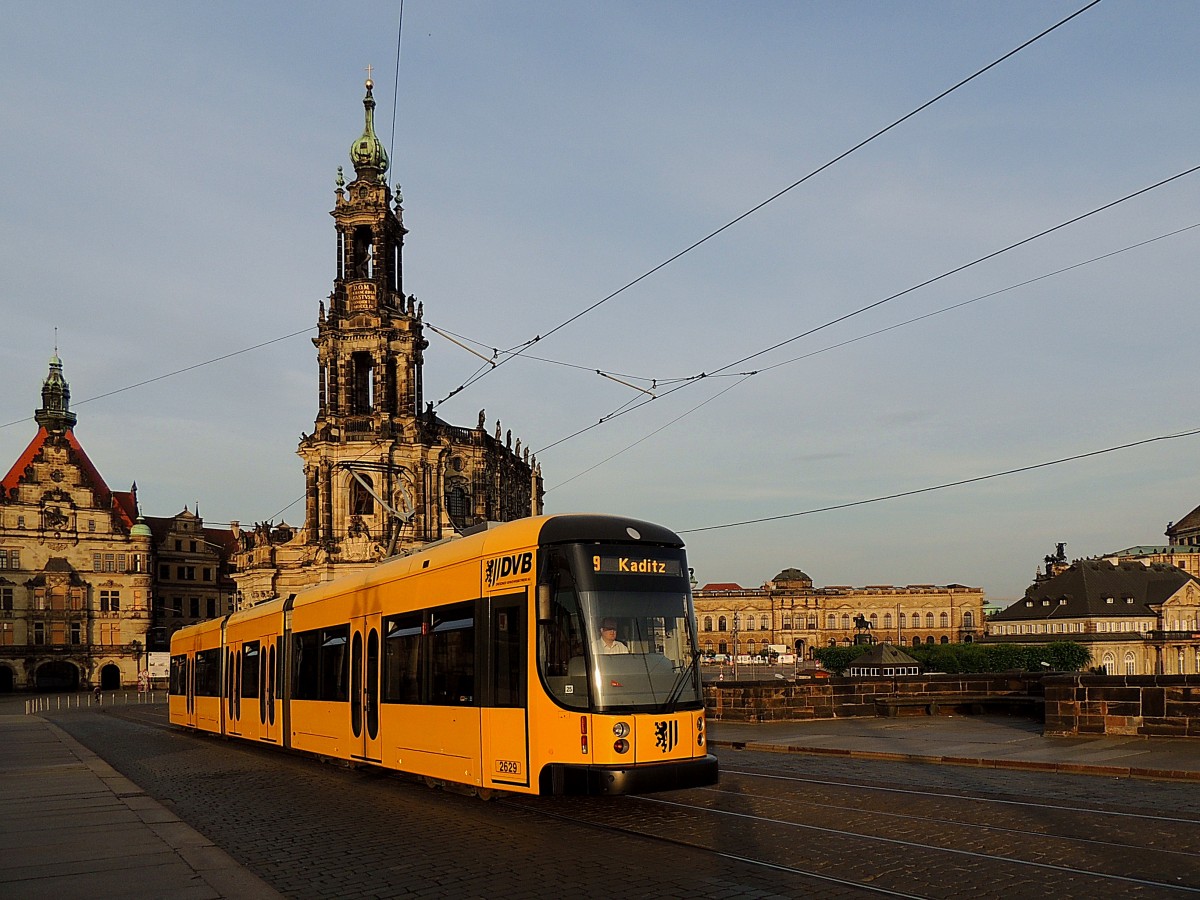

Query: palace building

[232,79,543,606]
[693,567,985,661]
[0,356,153,691]
[983,557,1200,676]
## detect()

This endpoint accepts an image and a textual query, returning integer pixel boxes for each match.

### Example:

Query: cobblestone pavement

[44,706,1200,899]
[46,708,865,898]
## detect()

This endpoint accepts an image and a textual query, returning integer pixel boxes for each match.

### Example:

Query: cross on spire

[364,64,374,85]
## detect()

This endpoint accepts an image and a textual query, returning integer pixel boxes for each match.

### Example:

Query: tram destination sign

[592,553,682,577]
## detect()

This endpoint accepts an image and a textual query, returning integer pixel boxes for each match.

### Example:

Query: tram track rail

[54,705,1200,898]
[510,766,1200,898]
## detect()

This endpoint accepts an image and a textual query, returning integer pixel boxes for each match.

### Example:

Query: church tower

[233,79,543,607]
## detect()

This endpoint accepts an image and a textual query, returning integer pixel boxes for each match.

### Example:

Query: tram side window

[169,654,187,695]
[381,603,476,706]
[430,602,475,705]
[292,626,350,701]
[382,612,423,703]
[194,648,222,697]
[242,642,261,699]
[538,583,588,710]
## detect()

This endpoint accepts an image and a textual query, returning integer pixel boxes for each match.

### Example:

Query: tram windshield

[538,543,702,713]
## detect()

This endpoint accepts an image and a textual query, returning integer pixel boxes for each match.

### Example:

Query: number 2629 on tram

[169,514,718,796]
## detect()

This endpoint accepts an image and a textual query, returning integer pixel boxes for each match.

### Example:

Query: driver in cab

[593,618,629,654]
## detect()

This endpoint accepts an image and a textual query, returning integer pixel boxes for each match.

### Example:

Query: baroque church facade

[232,79,543,607]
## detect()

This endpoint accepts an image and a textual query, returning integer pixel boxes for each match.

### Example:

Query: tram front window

[538,543,702,713]
[539,591,701,712]
[580,591,701,712]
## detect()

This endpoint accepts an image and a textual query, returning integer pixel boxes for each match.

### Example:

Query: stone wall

[1043,674,1200,737]
[703,673,1045,723]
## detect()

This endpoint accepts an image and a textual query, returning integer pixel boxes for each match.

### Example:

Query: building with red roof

[0,355,154,691]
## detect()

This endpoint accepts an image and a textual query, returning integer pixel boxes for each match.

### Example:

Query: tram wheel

[423,775,442,790]
[475,788,498,802]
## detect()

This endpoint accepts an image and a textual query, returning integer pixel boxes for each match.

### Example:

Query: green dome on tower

[349,78,389,182]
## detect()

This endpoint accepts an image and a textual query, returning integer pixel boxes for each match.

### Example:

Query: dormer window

[1025,600,1033,607]
[1105,598,1114,604]
[1126,598,1134,604]
[1059,599,1067,605]
[1041,600,1050,606]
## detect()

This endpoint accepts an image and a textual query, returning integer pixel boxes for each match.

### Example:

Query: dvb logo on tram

[484,551,533,589]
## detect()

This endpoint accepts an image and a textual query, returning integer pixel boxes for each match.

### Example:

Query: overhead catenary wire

[0,327,316,432]
[432,0,1105,407]
[389,0,404,176]
[532,165,1200,456]
[0,2,1110,441]
[678,426,1200,534]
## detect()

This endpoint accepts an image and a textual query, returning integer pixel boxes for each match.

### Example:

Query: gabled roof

[203,527,240,555]
[0,426,134,529]
[143,514,239,556]
[1169,501,1200,538]
[991,559,1194,621]
[697,582,746,592]
[1,427,48,495]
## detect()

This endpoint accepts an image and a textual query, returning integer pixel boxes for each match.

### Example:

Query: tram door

[350,614,383,763]
[482,595,529,790]
[184,652,197,728]
[260,633,280,744]
[225,642,243,737]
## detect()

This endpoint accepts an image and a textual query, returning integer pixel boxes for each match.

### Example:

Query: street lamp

[130,639,144,692]
[732,613,740,681]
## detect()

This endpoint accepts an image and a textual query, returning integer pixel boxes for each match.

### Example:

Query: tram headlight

[613,738,630,754]
[612,721,630,738]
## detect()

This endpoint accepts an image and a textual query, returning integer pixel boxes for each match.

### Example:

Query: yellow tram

[169,514,718,795]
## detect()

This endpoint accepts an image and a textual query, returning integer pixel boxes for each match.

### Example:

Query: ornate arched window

[760,615,769,631]
[940,612,949,628]
[963,611,974,628]
[703,616,713,632]
[444,479,471,531]
[925,612,934,628]
[718,616,727,631]
[349,474,374,516]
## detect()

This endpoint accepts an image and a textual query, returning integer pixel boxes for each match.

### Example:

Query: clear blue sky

[3,2,1198,602]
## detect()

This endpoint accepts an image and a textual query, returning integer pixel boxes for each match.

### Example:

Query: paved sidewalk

[0,711,282,900]
[709,714,1200,781]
